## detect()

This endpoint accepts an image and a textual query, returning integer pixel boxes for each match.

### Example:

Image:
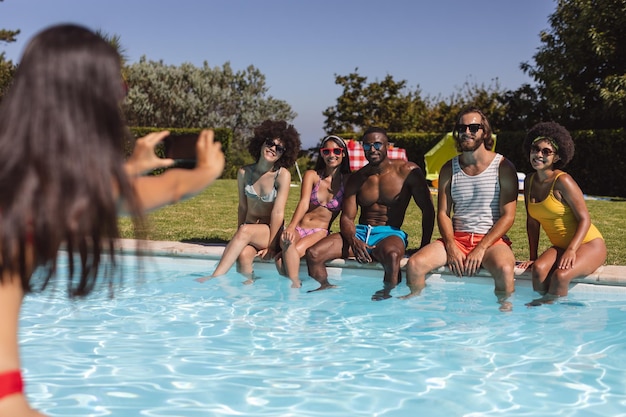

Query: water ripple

[18,255,626,416]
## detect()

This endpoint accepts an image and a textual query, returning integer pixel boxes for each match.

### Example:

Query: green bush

[127,127,626,197]
[496,129,626,198]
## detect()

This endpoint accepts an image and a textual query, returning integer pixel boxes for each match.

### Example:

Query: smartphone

[163,134,197,169]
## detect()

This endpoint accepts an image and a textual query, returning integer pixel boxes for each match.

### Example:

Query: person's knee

[551,268,571,286]
[530,259,550,280]
[305,246,322,264]
[498,261,515,278]
[233,225,253,242]
[381,249,403,269]
[406,253,427,275]
[238,246,256,262]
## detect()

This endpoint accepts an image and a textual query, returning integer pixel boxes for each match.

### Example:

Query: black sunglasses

[320,148,342,156]
[264,138,286,154]
[530,144,556,157]
[455,123,484,134]
[362,142,384,151]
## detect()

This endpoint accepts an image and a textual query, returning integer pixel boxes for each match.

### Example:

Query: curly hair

[247,120,301,169]
[452,107,495,151]
[523,122,575,169]
[314,135,352,175]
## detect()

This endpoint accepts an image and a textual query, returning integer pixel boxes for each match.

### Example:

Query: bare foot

[241,272,256,285]
[398,284,424,300]
[499,301,513,312]
[371,289,392,301]
[526,294,560,307]
[495,290,513,312]
[307,283,337,293]
[195,276,214,283]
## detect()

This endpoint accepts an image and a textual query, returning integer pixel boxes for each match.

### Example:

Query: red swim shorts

[438,232,512,256]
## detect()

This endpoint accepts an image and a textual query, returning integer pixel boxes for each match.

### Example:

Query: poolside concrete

[118,239,626,288]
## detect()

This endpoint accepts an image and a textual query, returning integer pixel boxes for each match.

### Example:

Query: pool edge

[115,239,626,288]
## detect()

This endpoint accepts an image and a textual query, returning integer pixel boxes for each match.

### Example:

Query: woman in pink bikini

[276,136,351,287]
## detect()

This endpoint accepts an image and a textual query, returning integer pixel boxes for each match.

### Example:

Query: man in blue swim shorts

[305,127,435,300]
[354,224,408,249]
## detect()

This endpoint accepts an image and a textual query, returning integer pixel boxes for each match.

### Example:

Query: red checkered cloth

[346,140,408,171]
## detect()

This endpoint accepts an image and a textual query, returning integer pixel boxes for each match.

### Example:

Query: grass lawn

[118,178,626,265]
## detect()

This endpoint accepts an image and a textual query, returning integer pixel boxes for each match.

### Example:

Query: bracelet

[0,370,23,399]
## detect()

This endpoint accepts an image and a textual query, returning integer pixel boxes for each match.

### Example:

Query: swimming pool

[20,253,626,416]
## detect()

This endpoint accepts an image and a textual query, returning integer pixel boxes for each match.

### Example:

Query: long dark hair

[314,135,351,175]
[0,24,143,296]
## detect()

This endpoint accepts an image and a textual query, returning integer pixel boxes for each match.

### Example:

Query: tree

[0,24,20,100]
[122,58,295,149]
[323,70,428,134]
[521,0,626,129]
[323,69,508,135]
[496,84,548,131]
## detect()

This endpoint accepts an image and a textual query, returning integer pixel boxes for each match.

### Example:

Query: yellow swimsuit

[527,173,603,249]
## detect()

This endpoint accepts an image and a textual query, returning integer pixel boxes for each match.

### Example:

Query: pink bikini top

[309,177,344,212]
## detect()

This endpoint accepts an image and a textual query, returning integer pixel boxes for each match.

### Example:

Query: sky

[1,0,557,148]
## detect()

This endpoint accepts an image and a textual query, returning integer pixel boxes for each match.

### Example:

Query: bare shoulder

[498,155,518,177]
[303,169,319,182]
[239,164,254,175]
[277,166,292,182]
[554,171,579,191]
[237,165,250,180]
[393,159,420,175]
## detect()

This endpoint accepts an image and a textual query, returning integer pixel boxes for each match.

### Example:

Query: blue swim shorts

[355,224,408,248]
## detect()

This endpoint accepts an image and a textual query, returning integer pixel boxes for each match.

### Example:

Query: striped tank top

[451,153,503,235]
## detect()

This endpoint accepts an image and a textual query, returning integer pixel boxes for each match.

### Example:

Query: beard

[458,135,484,152]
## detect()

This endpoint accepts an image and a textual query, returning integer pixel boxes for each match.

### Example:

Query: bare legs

[527,238,606,306]
[305,233,347,292]
[195,223,269,283]
[481,244,516,311]
[402,241,448,299]
[403,240,515,311]
[306,234,406,301]
[278,231,327,288]
[370,237,406,301]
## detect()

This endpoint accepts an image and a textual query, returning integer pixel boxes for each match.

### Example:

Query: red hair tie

[0,370,23,399]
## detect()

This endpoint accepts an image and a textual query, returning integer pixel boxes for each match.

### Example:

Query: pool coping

[116,239,626,288]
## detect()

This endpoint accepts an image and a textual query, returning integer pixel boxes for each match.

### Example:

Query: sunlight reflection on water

[20,254,626,417]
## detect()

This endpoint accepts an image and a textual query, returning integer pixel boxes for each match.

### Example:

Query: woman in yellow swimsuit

[201,120,301,283]
[519,122,606,305]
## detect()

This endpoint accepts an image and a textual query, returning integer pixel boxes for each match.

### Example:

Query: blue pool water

[20,254,626,416]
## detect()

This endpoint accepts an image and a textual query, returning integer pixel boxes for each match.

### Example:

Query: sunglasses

[362,142,384,151]
[320,148,343,156]
[455,123,484,134]
[530,144,556,157]
[264,138,286,154]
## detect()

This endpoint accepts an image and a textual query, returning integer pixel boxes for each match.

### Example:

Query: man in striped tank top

[402,108,519,310]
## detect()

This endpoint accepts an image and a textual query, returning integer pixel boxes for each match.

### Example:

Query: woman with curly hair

[202,120,301,282]
[519,122,606,306]
[276,135,351,288]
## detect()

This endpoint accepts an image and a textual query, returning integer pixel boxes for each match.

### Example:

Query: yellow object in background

[424,132,498,183]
